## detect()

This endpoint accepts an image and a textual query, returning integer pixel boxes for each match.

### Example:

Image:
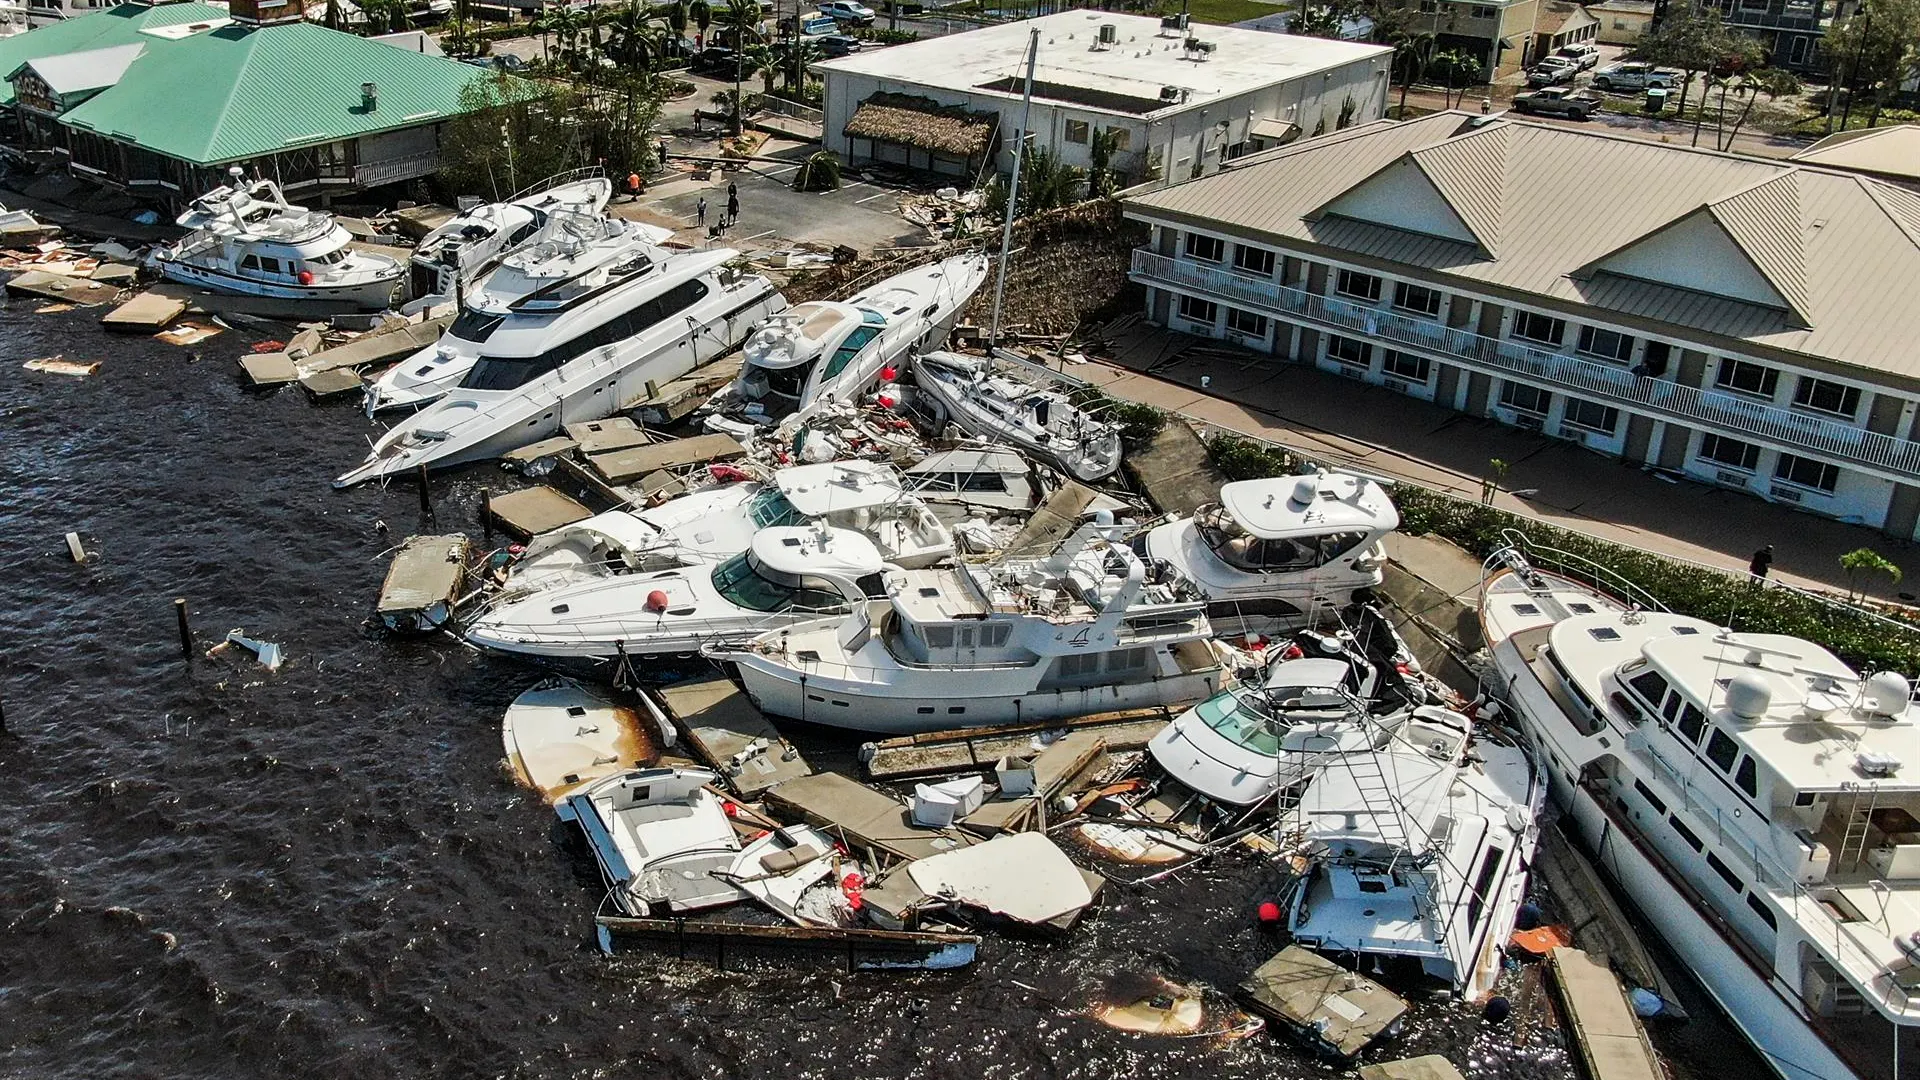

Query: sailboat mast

[986,26,1040,349]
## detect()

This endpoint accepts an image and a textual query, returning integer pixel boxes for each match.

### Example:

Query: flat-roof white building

[813,11,1393,188]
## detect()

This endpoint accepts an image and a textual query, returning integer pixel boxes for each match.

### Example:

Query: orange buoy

[645,589,669,612]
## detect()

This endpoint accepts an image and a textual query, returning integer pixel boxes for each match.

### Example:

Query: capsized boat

[367,214,676,414]
[557,766,745,915]
[712,520,1231,734]
[1284,709,1544,1000]
[501,679,674,804]
[335,248,785,487]
[914,351,1123,483]
[1139,471,1397,638]
[147,168,402,309]
[403,172,620,308]
[464,525,890,664]
[702,252,990,433]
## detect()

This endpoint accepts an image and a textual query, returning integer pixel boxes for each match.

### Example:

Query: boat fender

[1255,900,1282,925]
[1483,996,1512,1024]
[646,590,670,613]
[298,270,314,285]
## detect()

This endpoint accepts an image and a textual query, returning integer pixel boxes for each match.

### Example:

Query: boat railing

[1486,532,1670,615]
[473,605,847,647]
[509,165,607,205]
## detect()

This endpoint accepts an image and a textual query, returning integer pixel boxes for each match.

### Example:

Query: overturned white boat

[703,252,990,433]
[1140,472,1397,638]
[558,766,745,915]
[914,352,1123,483]
[368,214,676,414]
[501,679,674,804]
[403,172,618,308]
[335,249,786,488]
[148,168,402,310]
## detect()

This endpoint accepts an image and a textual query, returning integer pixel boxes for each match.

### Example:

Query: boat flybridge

[702,252,990,434]
[464,525,890,664]
[1481,547,1920,1080]
[1139,472,1398,639]
[712,519,1232,735]
[369,213,676,414]
[147,168,403,310]
[486,458,953,601]
[402,172,618,310]
[334,248,786,488]
[1284,707,1543,1001]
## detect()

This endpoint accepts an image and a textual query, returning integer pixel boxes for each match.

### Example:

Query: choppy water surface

[0,302,1751,1078]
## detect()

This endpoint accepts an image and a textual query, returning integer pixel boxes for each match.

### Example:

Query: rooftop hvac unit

[1184,37,1216,59]
[1159,12,1188,33]
[361,81,378,110]
[1159,84,1186,103]
[1096,22,1118,47]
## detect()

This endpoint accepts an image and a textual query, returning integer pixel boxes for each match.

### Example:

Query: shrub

[1206,433,1296,481]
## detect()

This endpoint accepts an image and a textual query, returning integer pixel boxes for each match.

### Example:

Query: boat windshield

[1195,687,1286,755]
[448,307,505,344]
[748,488,805,528]
[709,552,848,613]
[820,317,885,382]
[1196,506,1370,573]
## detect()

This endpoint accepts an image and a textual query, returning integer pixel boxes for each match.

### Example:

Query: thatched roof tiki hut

[841,93,1000,179]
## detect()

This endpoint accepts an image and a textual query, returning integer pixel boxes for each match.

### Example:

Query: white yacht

[1482,548,1920,1079]
[147,169,403,310]
[369,214,675,414]
[913,352,1123,483]
[713,520,1231,734]
[487,458,953,601]
[0,0,29,37]
[402,173,619,310]
[464,525,890,664]
[557,766,745,915]
[1140,472,1397,638]
[334,249,785,487]
[702,253,990,433]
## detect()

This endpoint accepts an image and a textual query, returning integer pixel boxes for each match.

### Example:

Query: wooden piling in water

[174,597,192,659]
[416,465,432,517]
[480,488,493,541]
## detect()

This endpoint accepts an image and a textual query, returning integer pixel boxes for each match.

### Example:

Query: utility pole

[986,27,1039,350]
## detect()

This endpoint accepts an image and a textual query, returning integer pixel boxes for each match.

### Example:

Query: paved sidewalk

[1072,348,1920,603]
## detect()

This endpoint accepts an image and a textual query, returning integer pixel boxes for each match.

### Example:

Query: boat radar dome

[1290,475,1320,506]
[1725,671,1772,722]
[1866,670,1911,717]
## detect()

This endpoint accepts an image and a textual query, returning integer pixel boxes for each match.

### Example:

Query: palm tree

[690,0,712,40]
[716,0,761,135]
[1394,31,1435,116]
[780,38,820,94]
[665,0,688,35]
[608,3,665,76]
[542,6,588,68]
[747,42,780,94]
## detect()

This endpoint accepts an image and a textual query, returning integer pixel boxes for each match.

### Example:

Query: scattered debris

[238,351,300,386]
[905,832,1099,927]
[64,532,87,563]
[217,629,284,671]
[154,321,221,346]
[375,534,471,633]
[1238,946,1407,1061]
[102,290,187,332]
[1094,976,1207,1035]
[592,914,980,970]
[23,356,99,377]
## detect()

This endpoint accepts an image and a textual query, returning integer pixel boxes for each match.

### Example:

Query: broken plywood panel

[239,351,300,386]
[102,288,188,333]
[590,433,744,486]
[23,356,98,377]
[566,416,653,455]
[6,270,122,306]
[1547,948,1663,1080]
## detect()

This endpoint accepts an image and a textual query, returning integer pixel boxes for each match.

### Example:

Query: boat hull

[914,356,1122,483]
[153,258,400,310]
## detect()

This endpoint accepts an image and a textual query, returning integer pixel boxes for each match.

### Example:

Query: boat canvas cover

[906,832,1092,924]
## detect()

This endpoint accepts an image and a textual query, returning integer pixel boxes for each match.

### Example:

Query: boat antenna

[986,26,1040,354]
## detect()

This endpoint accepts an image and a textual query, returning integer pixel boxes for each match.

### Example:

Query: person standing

[726,185,740,225]
[696,196,707,225]
[1749,545,1774,581]
[625,172,642,202]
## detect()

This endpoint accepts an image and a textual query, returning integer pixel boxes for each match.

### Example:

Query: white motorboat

[501,679,674,804]
[1481,546,1920,1079]
[488,458,953,603]
[368,214,676,414]
[147,168,403,310]
[1284,708,1544,1000]
[1148,605,1429,807]
[335,248,786,487]
[557,766,745,915]
[713,520,1231,734]
[402,172,620,309]
[913,352,1123,483]
[1140,471,1398,639]
[465,525,890,664]
[703,253,990,433]
[0,1,28,38]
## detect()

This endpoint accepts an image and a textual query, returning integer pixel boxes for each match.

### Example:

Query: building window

[1789,35,1808,64]
[1178,295,1218,324]
[1774,453,1839,493]
[1064,118,1089,144]
[1233,244,1276,276]
[1499,381,1551,415]
[1226,308,1268,336]
[1334,268,1382,302]
[1327,335,1373,368]
[1512,310,1567,346]
[1184,232,1224,262]
[1562,397,1620,434]
[1392,281,1443,317]
[1101,126,1131,151]
[1699,433,1760,471]
[1418,0,1437,10]
[1715,358,1779,398]
[1792,377,1861,418]
[1739,0,1767,10]
[1576,325,1633,363]
[1471,3,1497,14]
[1382,350,1430,382]
[1223,141,1249,160]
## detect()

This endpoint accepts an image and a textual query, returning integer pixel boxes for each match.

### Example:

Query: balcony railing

[1130,248,1920,482]
[355,149,441,188]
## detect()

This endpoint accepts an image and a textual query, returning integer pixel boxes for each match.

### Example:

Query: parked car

[1511,86,1604,119]
[461,54,527,71]
[690,46,740,75]
[818,32,862,55]
[819,0,875,24]
[1590,61,1680,92]
[1553,42,1601,70]
[1526,55,1580,87]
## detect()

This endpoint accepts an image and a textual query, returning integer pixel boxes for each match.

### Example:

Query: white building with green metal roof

[2,0,508,199]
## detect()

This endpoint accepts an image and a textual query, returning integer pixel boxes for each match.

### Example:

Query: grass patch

[1169,0,1286,25]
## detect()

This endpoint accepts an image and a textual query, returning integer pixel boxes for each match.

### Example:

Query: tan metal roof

[1790,124,1920,183]
[1124,112,1920,380]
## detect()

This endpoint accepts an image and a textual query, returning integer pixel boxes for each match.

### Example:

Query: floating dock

[589,433,745,486]
[952,730,1110,835]
[628,355,744,426]
[297,315,451,376]
[594,915,980,970]
[1239,945,1408,1060]
[375,534,470,633]
[763,771,978,865]
[6,270,123,306]
[860,708,1169,780]
[487,485,594,539]
[1532,821,1684,1014]
[1546,947,1663,1080]
[100,290,187,332]
[1357,1056,1466,1080]
[653,678,811,797]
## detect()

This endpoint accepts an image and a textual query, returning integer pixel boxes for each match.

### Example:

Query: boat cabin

[710,526,888,615]
[1198,473,1397,577]
[737,301,885,416]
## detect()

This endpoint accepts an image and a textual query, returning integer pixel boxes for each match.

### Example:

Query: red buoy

[1256,900,1283,925]
[876,394,896,409]
[879,365,897,382]
[297,270,314,286]
[646,589,669,612]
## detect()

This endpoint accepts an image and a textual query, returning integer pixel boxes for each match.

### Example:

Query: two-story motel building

[1122,110,1920,538]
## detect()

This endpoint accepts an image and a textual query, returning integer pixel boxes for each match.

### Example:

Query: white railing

[1129,249,1920,482]
[355,150,442,188]
[756,98,823,125]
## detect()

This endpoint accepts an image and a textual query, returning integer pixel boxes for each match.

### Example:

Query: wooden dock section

[1002,480,1106,558]
[861,708,1170,780]
[594,915,980,970]
[1124,417,1229,518]
[298,315,450,376]
[627,355,743,425]
[487,486,593,539]
[763,771,979,865]
[1546,947,1663,1080]
[1532,822,1683,1013]
[589,433,745,486]
[1357,1056,1465,1080]
[6,270,123,306]
[100,289,186,332]
[653,678,811,797]
[1239,945,1407,1060]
